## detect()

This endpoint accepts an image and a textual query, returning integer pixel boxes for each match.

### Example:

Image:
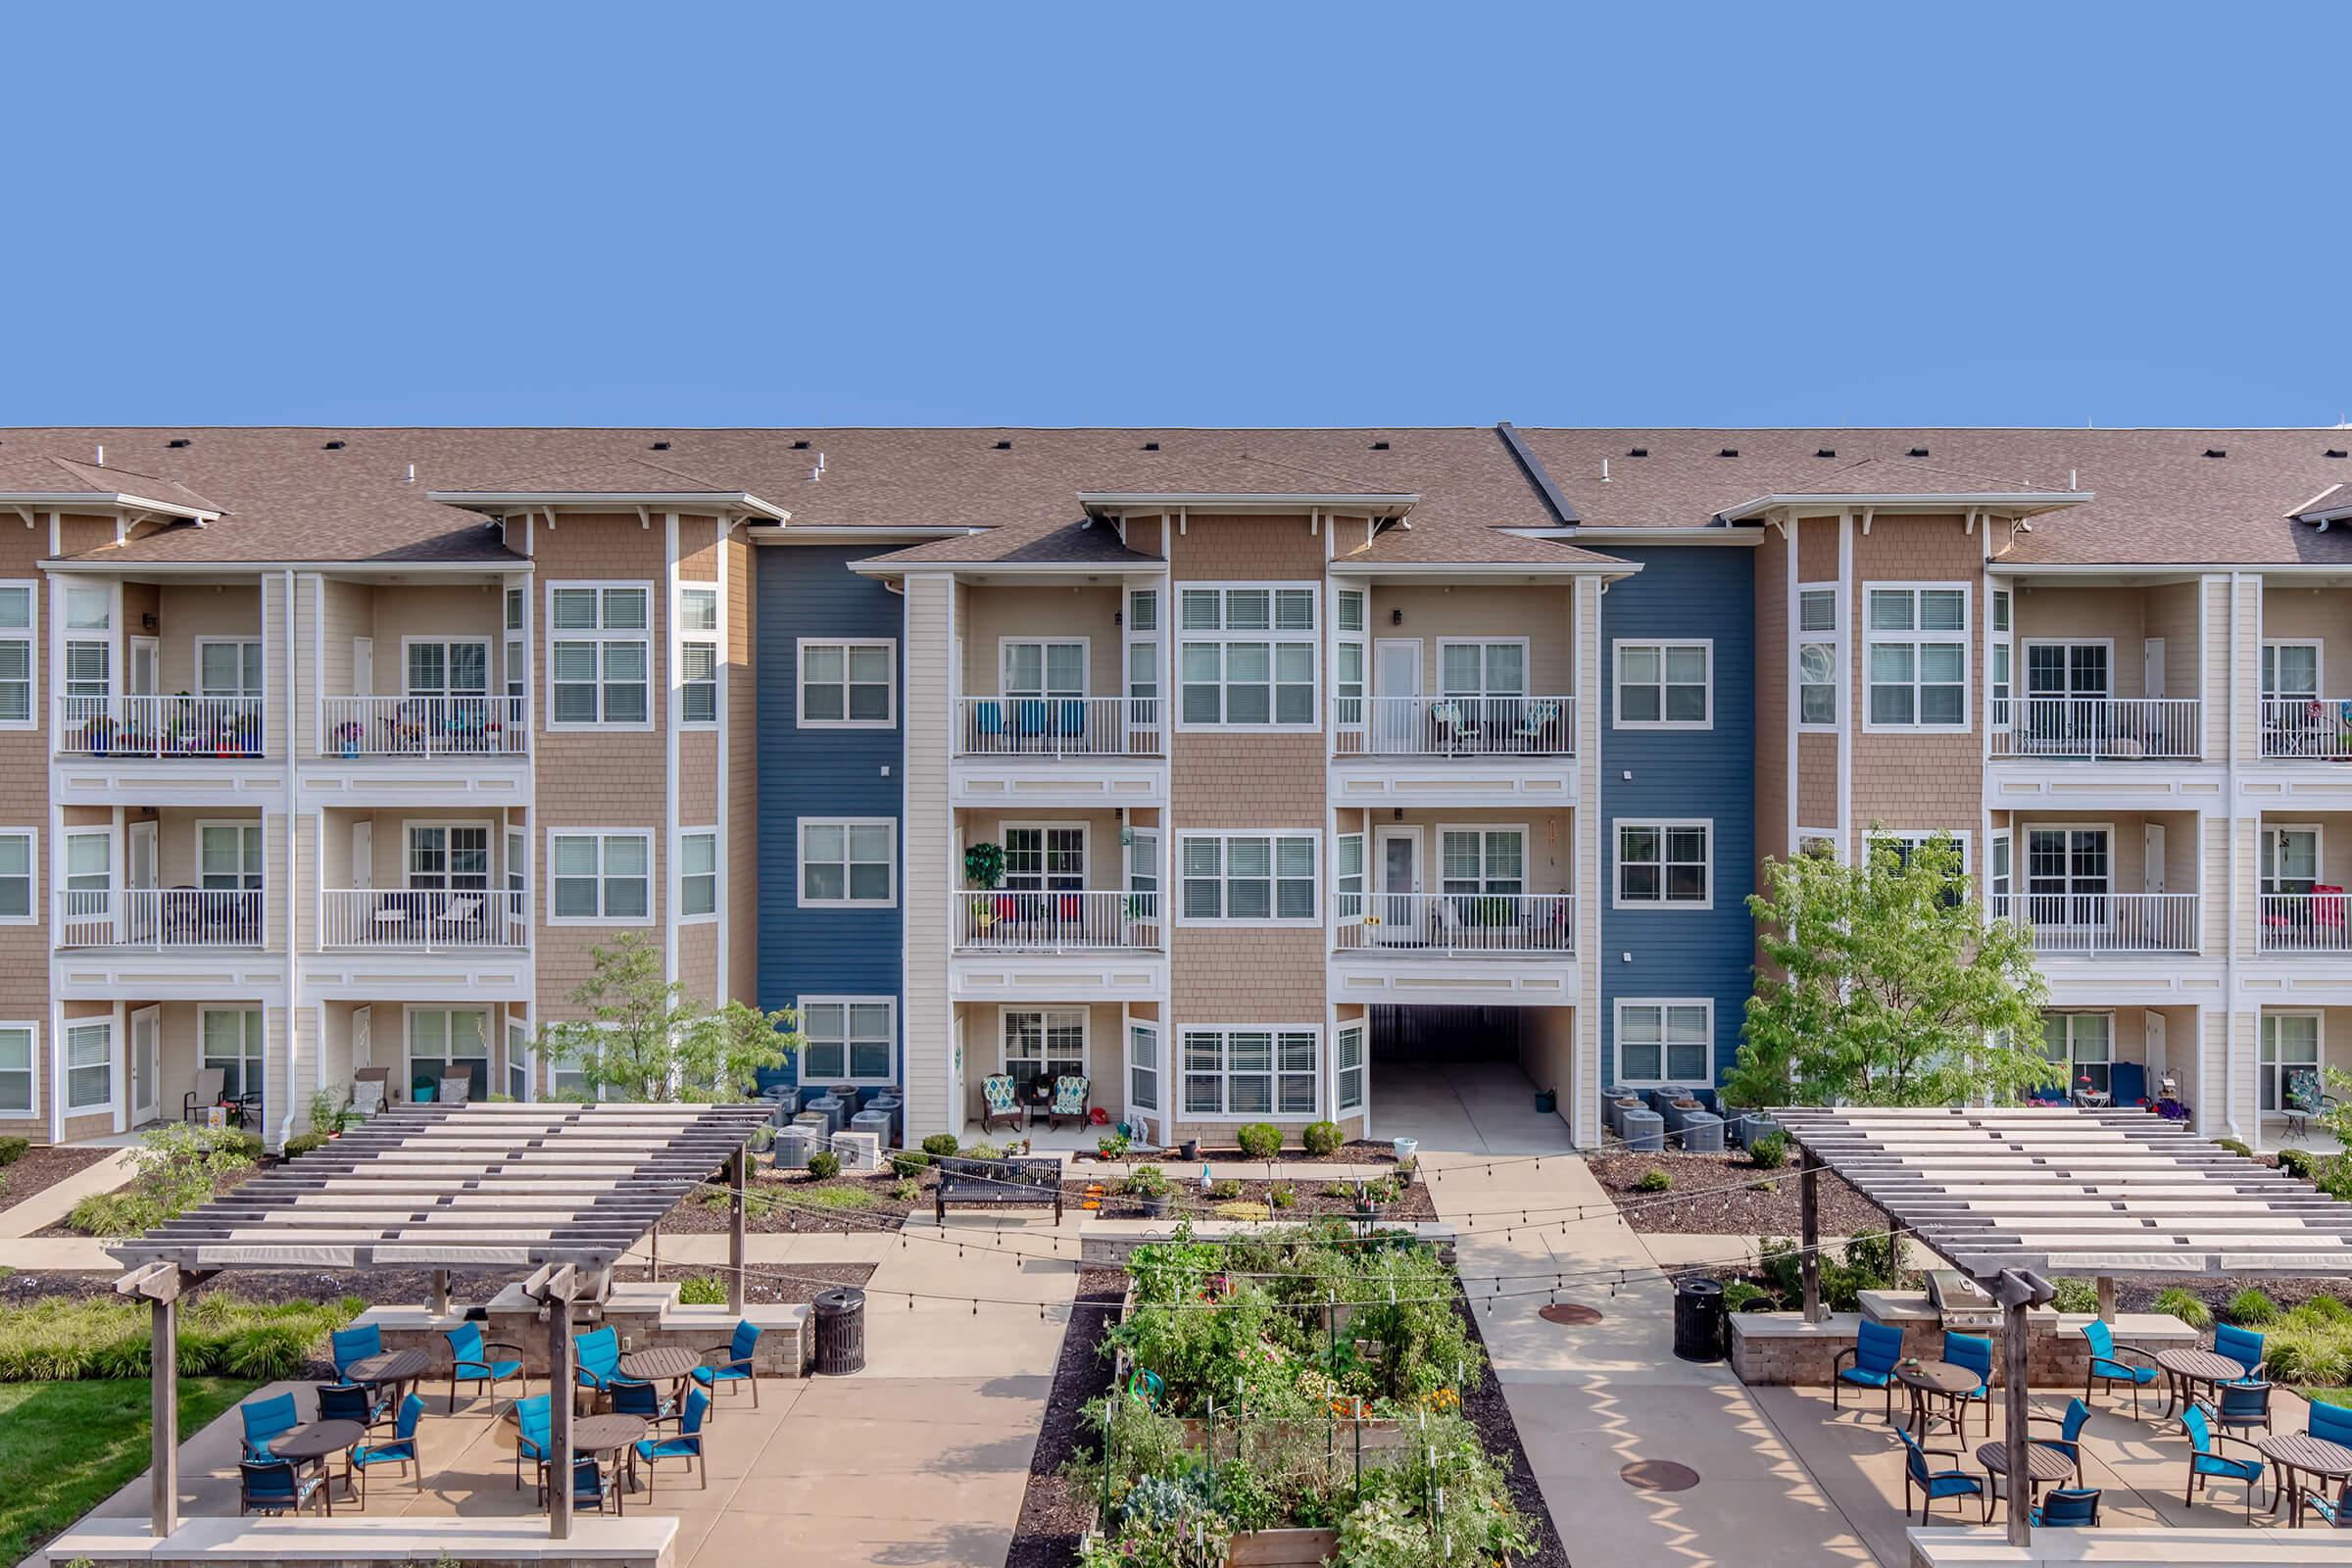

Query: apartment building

[0,425,2344,1153]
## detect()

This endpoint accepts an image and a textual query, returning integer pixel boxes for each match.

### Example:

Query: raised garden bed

[1591,1150,1887,1236]
[1063,1175,1438,1225]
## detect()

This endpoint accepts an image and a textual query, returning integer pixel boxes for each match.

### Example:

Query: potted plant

[82,714,116,755]
[963,841,1006,891]
[1123,1163,1173,1219]
[1351,1173,1401,1220]
[332,720,365,759]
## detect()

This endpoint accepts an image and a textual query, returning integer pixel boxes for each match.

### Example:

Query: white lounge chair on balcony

[430,894,486,943]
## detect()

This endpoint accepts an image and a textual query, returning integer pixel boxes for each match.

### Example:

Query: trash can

[812,1287,866,1376]
[1621,1108,1665,1152]
[807,1093,847,1136]
[1680,1110,1725,1153]
[1673,1275,1726,1363]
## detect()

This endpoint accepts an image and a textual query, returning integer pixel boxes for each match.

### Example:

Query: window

[506,587,526,703]
[1614,641,1711,727]
[1616,1001,1711,1086]
[1004,825,1084,892]
[1178,585,1317,727]
[1002,640,1087,703]
[1868,831,1970,906]
[548,1038,592,1101]
[1128,828,1159,902]
[2262,1012,2323,1112]
[801,998,895,1084]
[0,832,30,922]
[2262,825,2321,896]
[550,831,651,922]
[0,1025,29,1113]
[64,588,109,710]
[679,830,717,918]
[1004,1008,1085,1088]
[65,1021,111,1111]
[411,1007,490,1102]
[200,821,266,891]
[1865,585,1970,729]
[407,824,488,892]
[1128,1022,1159,1114]
[678,587,718,725]
[1798,585,1838,729]
[1440,640,1526,698]
[2042,1012,2114,1099]
[200,1008,263,1114]
[1990,832,2013,918]
[1335,1022,1366,1114]
[1181,1026,1318,1117]
[797,640,892,727]
[2025,826,2109,928]
[1616,821,1710,907]
[64,832,109,917]
[1990,589,2014,729]
[1179,832,1316,923]
[403,640,485,699]
[1335,590,1366,727]
[1335,832,1365,922]
[0,584,32,725]
[548,585,650,727]
[2263,643,2323,704]
[507,1018,529,1102]
[800,819,894,906]
[1796,830,1842,861]
[1441,827,1524,897]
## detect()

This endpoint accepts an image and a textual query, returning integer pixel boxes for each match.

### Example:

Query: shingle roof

[0,450,220,516]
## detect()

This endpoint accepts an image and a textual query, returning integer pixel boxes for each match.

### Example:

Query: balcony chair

[1896,1429,1988,1524]
[239,1458,330,1517]
[1511,698,1561,752]
[970,700,1005,744]
[444,1319,527,1412]
[184,1067,227,1126]
[633,1389,710,1494]
[692,1320,763,1413]
[2027,1396,2093,1487]
[1941,1332,1994,1437]
[1832,1318,1904,1422]
[430,893,487,944]
[349,1394,425,1500]
[353,1066,393,1110]
[350,1079,387,1120]
[240,1392,302,1464]
[330,1324,383,1383]
[2181,1402,2266,1519]
[2030,1489,2102,1529]
[2214,1324,2269,1383]
[980,1074,1022,1135]
[1045,1074,1091,1132]
[1430,699,1478,752]
[437,1070,473,1107]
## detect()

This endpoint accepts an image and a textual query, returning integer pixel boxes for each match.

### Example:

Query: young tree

[1728,832,2056,1108]
[537,931,797,1102]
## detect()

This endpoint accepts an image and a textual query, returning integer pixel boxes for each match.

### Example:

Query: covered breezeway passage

[1367,1005,1580,1155]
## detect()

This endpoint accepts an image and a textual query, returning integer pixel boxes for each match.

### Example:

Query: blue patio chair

[2182,1402,2266,1519]
[2031,1488,2101,1528]
[330,1323,382,1381]
[1014,699,1050,739]
[351,1394,425,1499]
[240,1392,301,1463]
[2310,1399,2352,1448]
[633,1389,710,1494]
[971,700,1004,740]
[2080,1319,2159,1417]
[574,1325,634,1401]
[1055,698,1086,738]
[691,1320,763,1412]
[2214,1323,2268,1382]
[611,1376,675,1425]
[2215,1380,2274,1439]
[1833,1319,1904,1422]
[2027,1396,2092,1487]
[239,1458,329,1517]
[444,1320,527,1412]
[567,1456,619,1514]
[513,1394,552,1491]
[1897,1429,1987,1524]
[1941,1332,1994,1437]
[317,1381,387,1431]
[2303,1480,2352,1528]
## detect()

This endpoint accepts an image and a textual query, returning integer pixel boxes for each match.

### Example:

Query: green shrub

[966,1142,1002,1160]
[67,1123,255,1238]
[890,1151,929,1179]
[1635,1168,1673,1194]
[1322,1181,1353,1199]
[1747,1131,1788,1170]
[892,1177,920,1202]
[1098,1132,1131,1159]
[2215,1137,2254,1158]
[796,1184,876,1211]
[0,1136,28,1166]
[1235,1123,1282,1160]
[2154,1287,2214,1331]
[676,1275,728,1305]
[921,1133,960,1157]
[1758,1231,1903,1313]
[1720,1279,1778,1313]
[1300,1120,1343,1157]
[2305,1295,2352,1325]
[1122,1164,1171,1199]
[1268,1183,1297,1209]
[282,1132,328,1157]
[806,1151,842,1180]
[2280,1148,2320,1181]
[1209,1178,1243,1200]
[2226,1287,2279,1326]
[2051,1277,2099,1315]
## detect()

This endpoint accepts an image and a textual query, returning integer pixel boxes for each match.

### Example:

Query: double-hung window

[1440,640,1526,701]
[65,1020,111,1112]
[505,588,525,702]
[798,640,894,727]
[548,585,650,727]
[801,998,896,1084]
[0,1024,31,1113]
[1798,587,1838,729]
[1989,588,2013,729]
[404,640,485,703]
[1989,832,2013,921]
[2263,643,2323,706]
[1334,832,1365,922]
[63,586,111,731]
[1865,585,1969,729]
[411,1007,490,1102]
[1614,641,1711,727]
[2043,1012,2114,1099]
[1003,640,1087,702]
[550,831,651,922]
[1004,1008,1085,1087]
[1004,825,1084,892]
[678,587,718,725]
[1616,1001,1711,1085]
[1178,586,1316,727]
[1126,590,1161,732]
[0,831,31,922]
[1179,832,1316,923]
[2262,1012,2323,1112]
[800,819,895,906]
[1181,1026,1318,1117]
[0,584,32,726]
[1440,828,1524,897]
[2025,826,2109,930]
[2261,826,2321,916]
[1616,821,1709,907]
[1334,590,1366,729]
[407,824,488,892]
[201,1006,264,1110]
[678,829,717,918]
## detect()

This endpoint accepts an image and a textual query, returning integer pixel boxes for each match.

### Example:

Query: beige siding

[901,574,955,1135]
[1849,516,1984,844]
[1516,1005,1577,1130]
[959,1000,1127,1125]
[958,585,1122,697]
[727,535,758,1004]
[1362,585,1575,696]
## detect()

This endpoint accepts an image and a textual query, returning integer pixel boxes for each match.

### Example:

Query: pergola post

[117,1261,198,1543]
[728,1148,748,1315]
[2095,1275,2116,1325]
[1798,1144,1822,1324]
[548,1289,575,1541]
[431,1268,450,1316]
[1992,1268,2055,1550]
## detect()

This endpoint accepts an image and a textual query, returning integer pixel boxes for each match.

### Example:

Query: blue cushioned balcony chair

[1941,1332,1994,1438]
[691,1320,762,1414]
[1833,1319,1904,1422]
[2027,1396,2092,1488]
[633,1389,710,1495]
[2030,1489,2101,1529]
[239,1458,329,1517]
[972,699,1004,740]
[2080,1319,2160,1417]
[350,1394,425,1501]
[2214,1323,2269,1383]
[1897,1429,1987,1525]
[444,1319,527,1413]
[513,1394,551,1491]
[2182,1402,2266,1519]
[330,1323,382,1382]
[240,1392,301,1464]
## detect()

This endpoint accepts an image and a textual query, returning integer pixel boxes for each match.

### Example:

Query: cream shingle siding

[900,573,955,1133]
[1849,516,1985,847]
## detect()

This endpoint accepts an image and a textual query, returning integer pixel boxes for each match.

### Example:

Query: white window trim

[193,818,268,894]
[1174,829,1321,927]
[1434,637,1532,698]
[63,1016,114,1114]
[2262,640,2327,701]
[997,635,1092,696]
[1435,822,1530,896]
[192,635,267,699]
[797,816,898,909]
[1611,638,1715,730]
[398,819,496,892]
[0,1019,36,1117]
[2261,1010,2326,1112]
[794,637,897,730]
[1333,1019,1367,1116]
[2020,821,2114,928]
[1001,820,1089,892]
[1612,817,1714,911]
[675,582,720,731]
[1176,1022,1324,1122]
[1613,998,1715,1088]
[1796,828,1843,861]
[545,581,655,733]
[545,828,657,927]
[798,995,899,1088]
[404,1004,493,1094]
[999,1004,1089,1083]
[2042,1010,2116,1095]
[1861,581,1973,735]
[676,825,719,923]
[0,580,36,732]
[1796,583,1840,734]
[0,827,36,927]
[1175,580,1321,733]
[396,635,490,698]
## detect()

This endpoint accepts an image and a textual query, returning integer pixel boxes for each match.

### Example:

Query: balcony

[1988,698,2201,762]
[1335,892,1576,956]
[318,888,529,951]
[1334,696,1577,759]
[2261,699,2352,761]
[317,696,528,760]
[952,697,1161,759]
[954,890,1161,953]
[54,887,264,950]
[54,696,265,760]
[1995,892,2200,956]
[2258,894,2352,953]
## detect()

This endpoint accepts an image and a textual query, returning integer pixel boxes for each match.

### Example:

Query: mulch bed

[656,1167,928,1231]
[1005,1267,1125,1568]
[1062,1175,1439,1223]
[34,1153,275,1239]
[1590,1151,1889,1237]
[0,1146,113,1216]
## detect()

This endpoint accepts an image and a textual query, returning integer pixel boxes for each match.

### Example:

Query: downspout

[278,568,301,1151]
[2224,571,2241,1145]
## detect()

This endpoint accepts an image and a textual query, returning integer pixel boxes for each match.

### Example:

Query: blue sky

[7,2,2345,429]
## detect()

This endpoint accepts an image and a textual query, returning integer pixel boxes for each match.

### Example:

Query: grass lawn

[2308,1387,2352,1409]
[0,1378,256,1564]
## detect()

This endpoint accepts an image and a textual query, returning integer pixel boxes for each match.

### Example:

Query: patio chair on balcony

[185,1067,227,1126]
[1511,699,1562,752]
[970,700,1005,746]
[980,1074,1021,1135]
[437,1071,473,1107]
[1430,700,1477,753]
[429,893,487,944]
[354,1066,393,1110]
[1045,1074,1091,1132]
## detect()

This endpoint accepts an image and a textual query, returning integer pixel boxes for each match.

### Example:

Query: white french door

[129,1006,159,1124]
[1373,639,1421,753]
[1375,826,1422,945]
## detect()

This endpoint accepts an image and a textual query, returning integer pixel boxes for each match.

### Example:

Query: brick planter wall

[354,1283,809,1384]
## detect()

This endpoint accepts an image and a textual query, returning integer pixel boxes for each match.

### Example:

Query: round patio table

[571,1413,650,1508]
[346,1347,433,1409]
[271,1417,366,1497]
[1896,1361,1980,1436]
[1977,1440,2076,1517]
[617,1347,700,1404]
[2155,1347,2249,1418]
[2257,1431,2352,1525]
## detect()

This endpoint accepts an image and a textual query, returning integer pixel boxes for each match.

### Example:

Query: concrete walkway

[0,1149,132,1240]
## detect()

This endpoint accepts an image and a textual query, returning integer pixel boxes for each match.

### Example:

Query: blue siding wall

[755,545,905,1088]
[1597,546,1756,1092]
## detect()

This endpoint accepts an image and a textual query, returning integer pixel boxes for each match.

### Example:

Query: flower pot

[1392,1136,1419,1166]
[1180,1139,1200,1161]
[1139,1195,1172,1219]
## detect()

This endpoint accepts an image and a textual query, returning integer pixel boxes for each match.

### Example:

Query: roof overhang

[1327,559,1642,582]
[1499,524,1765,547]
[40,557,527,576]
[850,558,1167,579]
[1714,490,2092,522]
[429,490,790,523]
[1077,491,1419,521]
[0,491,220,524]
[745,523,978,545]
[2292,485,2352,528]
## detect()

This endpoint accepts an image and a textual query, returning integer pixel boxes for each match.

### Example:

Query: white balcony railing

[2261,699,2352,760]
[953,696,1161,758]
[54,887,265,949]
[1993,892,2201,955]
[1988,698,2201,761]
[954,889,1162,952]
[2259,893,2352,953]
[318,888,529,951]
[1335,892,1576,955]
[1333,696,1577,758]
[318,696,528,759]
[54,695,266,759]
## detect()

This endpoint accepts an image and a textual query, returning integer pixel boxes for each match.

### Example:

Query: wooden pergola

[1772,1105,2352,1548]
[109,1102,774,1544]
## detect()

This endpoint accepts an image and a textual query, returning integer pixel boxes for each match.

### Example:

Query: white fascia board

[1496,525,1764,546]
[427,490,790,522]
[1715,491,2092,521]
[40,558,527,575]
[1326,560,1642,580]
[1076,491,1419,516]
[849,559,1170,578]
[747,524,979,545]
[0,491,220,523]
